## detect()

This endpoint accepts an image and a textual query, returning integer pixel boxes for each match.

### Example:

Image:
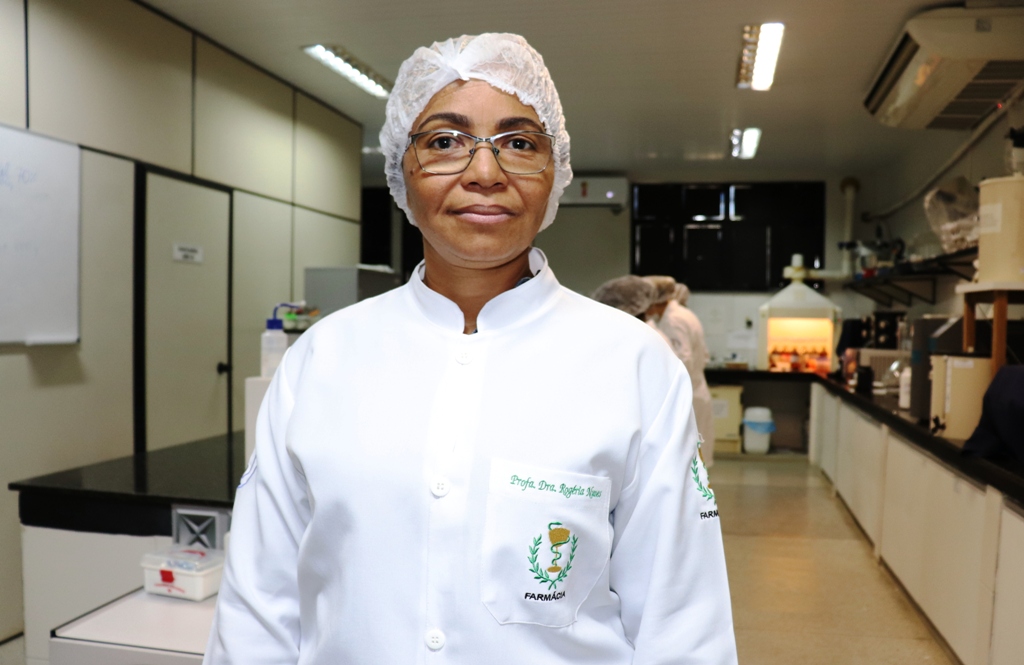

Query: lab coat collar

[407,248,561,334]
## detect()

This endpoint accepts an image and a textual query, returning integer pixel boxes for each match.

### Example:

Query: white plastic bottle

[898,367,912,410]
[261,317,288,378]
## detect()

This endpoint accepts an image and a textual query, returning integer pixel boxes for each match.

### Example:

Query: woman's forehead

[413,79,542,134]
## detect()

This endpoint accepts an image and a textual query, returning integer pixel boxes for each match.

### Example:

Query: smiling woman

[204,33,738,665]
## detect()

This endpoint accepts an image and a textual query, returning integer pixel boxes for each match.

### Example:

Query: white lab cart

[50,589,216,664]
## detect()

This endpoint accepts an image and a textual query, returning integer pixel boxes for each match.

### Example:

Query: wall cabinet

[631,182,825,291]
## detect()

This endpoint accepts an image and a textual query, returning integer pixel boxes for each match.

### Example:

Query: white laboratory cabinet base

[21,526,172,665]
[808,385,1024,665]
[50,589,215,664]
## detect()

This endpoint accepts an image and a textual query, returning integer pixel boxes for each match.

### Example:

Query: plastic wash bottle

[261,316,288,378]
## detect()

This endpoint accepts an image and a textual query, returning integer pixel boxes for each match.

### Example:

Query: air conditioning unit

[559,177,629,211]
[865,7,1024,130]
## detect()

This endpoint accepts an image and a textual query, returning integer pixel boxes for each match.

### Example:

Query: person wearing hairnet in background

[591,275,657,320]
[645,276,715,465]
[673,283,716,466]
[205,33,737,665]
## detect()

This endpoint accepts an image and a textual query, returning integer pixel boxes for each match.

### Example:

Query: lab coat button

[455,350,473,365]
[425,628,446,650]
[430,477,451,497]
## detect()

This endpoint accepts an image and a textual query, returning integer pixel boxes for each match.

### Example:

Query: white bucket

[742,407,775,454]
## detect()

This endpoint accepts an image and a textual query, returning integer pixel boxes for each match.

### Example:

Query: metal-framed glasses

[407,129,554,175]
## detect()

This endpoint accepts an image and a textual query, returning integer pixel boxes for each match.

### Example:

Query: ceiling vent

[865,7,1024,130]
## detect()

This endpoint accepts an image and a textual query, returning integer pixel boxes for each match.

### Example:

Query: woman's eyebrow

[496,116,544,132]
[417,112,471,131]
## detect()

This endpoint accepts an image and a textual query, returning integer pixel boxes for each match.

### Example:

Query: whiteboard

[0,125,81,344]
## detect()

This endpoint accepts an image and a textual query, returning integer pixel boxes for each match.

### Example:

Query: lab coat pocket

[481,459,612,627]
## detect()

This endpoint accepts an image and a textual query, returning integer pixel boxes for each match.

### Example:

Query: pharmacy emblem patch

[526,521,578,595]
[692,442,717,506]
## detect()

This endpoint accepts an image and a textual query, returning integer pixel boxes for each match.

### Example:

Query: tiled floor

[0,636,24,665]
[713,456,957,664]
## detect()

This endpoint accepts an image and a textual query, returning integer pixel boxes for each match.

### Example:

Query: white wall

[193,38,295,200]
[0,150,136,641]
[533,205,630,296]
[28,0,193,171]
[0,0,363,643]
[0,0,26,129]
[857,98,1024,321]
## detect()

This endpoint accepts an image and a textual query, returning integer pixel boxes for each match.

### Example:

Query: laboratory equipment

[977,174,1024,284]
[305,265,402,317]
[757,256,842,373]
[930,354,992,442]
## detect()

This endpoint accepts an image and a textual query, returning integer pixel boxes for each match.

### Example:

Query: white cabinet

[991,505,1024,665]
[834,405,887,544]
[879,435,995,665]
[21,526,171,665]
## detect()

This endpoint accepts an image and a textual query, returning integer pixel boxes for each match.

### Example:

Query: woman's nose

[461,143,507,188]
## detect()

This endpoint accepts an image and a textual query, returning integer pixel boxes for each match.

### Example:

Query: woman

[205,33,736,665]
[646,276,716,466]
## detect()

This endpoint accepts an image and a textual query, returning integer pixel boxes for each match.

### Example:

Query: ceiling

[144,0,964,185]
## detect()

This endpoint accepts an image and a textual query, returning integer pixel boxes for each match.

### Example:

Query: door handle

[216,362,230,375]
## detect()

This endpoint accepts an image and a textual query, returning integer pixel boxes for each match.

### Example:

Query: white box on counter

[141,545,224,602]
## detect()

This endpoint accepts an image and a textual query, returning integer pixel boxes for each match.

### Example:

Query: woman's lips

[451,205,516,224]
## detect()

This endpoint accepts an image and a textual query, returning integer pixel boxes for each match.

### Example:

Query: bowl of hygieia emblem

[547,523,571,573]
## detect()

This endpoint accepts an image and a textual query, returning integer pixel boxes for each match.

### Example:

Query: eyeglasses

[407,129,554,175]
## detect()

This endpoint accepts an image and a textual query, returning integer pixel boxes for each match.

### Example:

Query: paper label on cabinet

[952,358,975,369]
[172,243,204,264]
[978,203,1002,234]
[712,399,729,419]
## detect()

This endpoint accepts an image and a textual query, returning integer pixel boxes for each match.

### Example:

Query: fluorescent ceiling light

[736,23,785,91]
[304,44,391,99]
[731,128,762,159]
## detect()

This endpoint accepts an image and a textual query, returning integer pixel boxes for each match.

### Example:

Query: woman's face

[403,80,555,270]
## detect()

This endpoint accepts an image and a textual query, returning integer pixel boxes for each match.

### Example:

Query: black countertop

[707,368,1024,508]
[9,372,1024,535]
[9,432,245,536]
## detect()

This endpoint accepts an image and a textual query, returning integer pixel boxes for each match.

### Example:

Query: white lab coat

[654,301,715,465]
[205,249,737,665]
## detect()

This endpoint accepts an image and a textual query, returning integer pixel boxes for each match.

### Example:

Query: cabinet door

[991,507,1024,665]
[835,403,857,497]
[231,193,293,426]
[816,390,840,481]
[146,173,230,450]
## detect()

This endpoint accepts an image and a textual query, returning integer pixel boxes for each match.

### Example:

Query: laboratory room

[4,0,1024,664]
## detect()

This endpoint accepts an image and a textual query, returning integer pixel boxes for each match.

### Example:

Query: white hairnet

[379,33,572,231]
[675,283,691,306]
[644,276,677,305]
[592,276,657,317]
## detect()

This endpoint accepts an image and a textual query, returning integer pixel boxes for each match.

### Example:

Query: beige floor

[713,456,958,665]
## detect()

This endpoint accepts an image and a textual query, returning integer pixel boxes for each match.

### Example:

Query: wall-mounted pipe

[809,177,859,280]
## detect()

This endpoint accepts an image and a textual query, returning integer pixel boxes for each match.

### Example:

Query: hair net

[592,276,657,317]
[644,276,677,305]
[379,33,572,232]
[674,283,691,306]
